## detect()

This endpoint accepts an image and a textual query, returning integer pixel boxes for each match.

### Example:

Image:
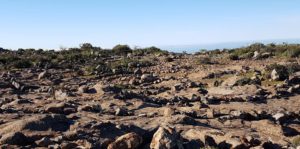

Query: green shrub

[292,136,300,147]
[132,46,167,56]
[286,63,300,74]
[197,57,215,65]
[13,59,33,68]
[112,44,132,55]
[0,54,20,65]
[80,43,93,50]
[228,54,239,60]
[208,49,222,56]
[266,64,285,71]
[283,48,300,58]
[164,57,174,62]
[266,63,300,75]
[110,58,134,69]
[239,52,254,59]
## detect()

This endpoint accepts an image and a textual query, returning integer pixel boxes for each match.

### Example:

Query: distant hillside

[159,38,300,53]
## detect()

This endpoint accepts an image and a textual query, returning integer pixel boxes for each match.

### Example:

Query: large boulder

[107,132,143,149]
[0,132,31,145]
[150,126,184,149]
[0,114,71,135]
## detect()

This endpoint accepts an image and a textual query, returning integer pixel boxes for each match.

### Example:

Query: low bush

[292,136,300,147]
[13,59,33,68]
[197,57,216,65]
[228,54,239,60]
[112,44,132,55]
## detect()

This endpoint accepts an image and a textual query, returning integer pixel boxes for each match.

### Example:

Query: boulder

[35,137,53,147]
[133,68,142,75]
[141,74,158,83]
[45,102,77,115]
[271,68,288,81]
[172,83,183,91]
[78,104,101,112]
[54,90,69,100]
[115,107,130,116]
[164,115,197,125]
[0,114,71,135]
[163,107,176,117]
[78,85,89,93]
[206,109,215,119]
[11,80,21,90]
[253,51,260,59]
[0,132,31,145]
[261,141,282,149]
[150,126,184,149]
[272,112,287,124]
[61,142,78,149]
[107,132,143,149]
[251,120,285,137]
[102,85,122,93]
[261,52,271,58]
[45,102,66,114]
[38,70,49,80]
[129,78,139,85]
[182,129,248,148]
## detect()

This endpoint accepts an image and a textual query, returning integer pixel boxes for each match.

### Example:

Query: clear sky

[0,0,300,50]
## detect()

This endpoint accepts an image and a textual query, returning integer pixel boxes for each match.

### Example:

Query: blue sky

[0,0,300,50]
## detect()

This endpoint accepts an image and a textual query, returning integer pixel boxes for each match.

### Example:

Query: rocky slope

[0,47,299,149]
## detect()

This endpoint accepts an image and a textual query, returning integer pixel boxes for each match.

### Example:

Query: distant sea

[158,39,300,53]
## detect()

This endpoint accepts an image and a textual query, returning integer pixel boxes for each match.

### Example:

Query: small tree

[80,43,93,50]
[112,44,132,55]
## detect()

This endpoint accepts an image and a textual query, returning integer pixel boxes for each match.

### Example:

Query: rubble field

[0,44,299,149]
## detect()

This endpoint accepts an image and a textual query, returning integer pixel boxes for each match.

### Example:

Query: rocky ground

[0,48,299,149]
